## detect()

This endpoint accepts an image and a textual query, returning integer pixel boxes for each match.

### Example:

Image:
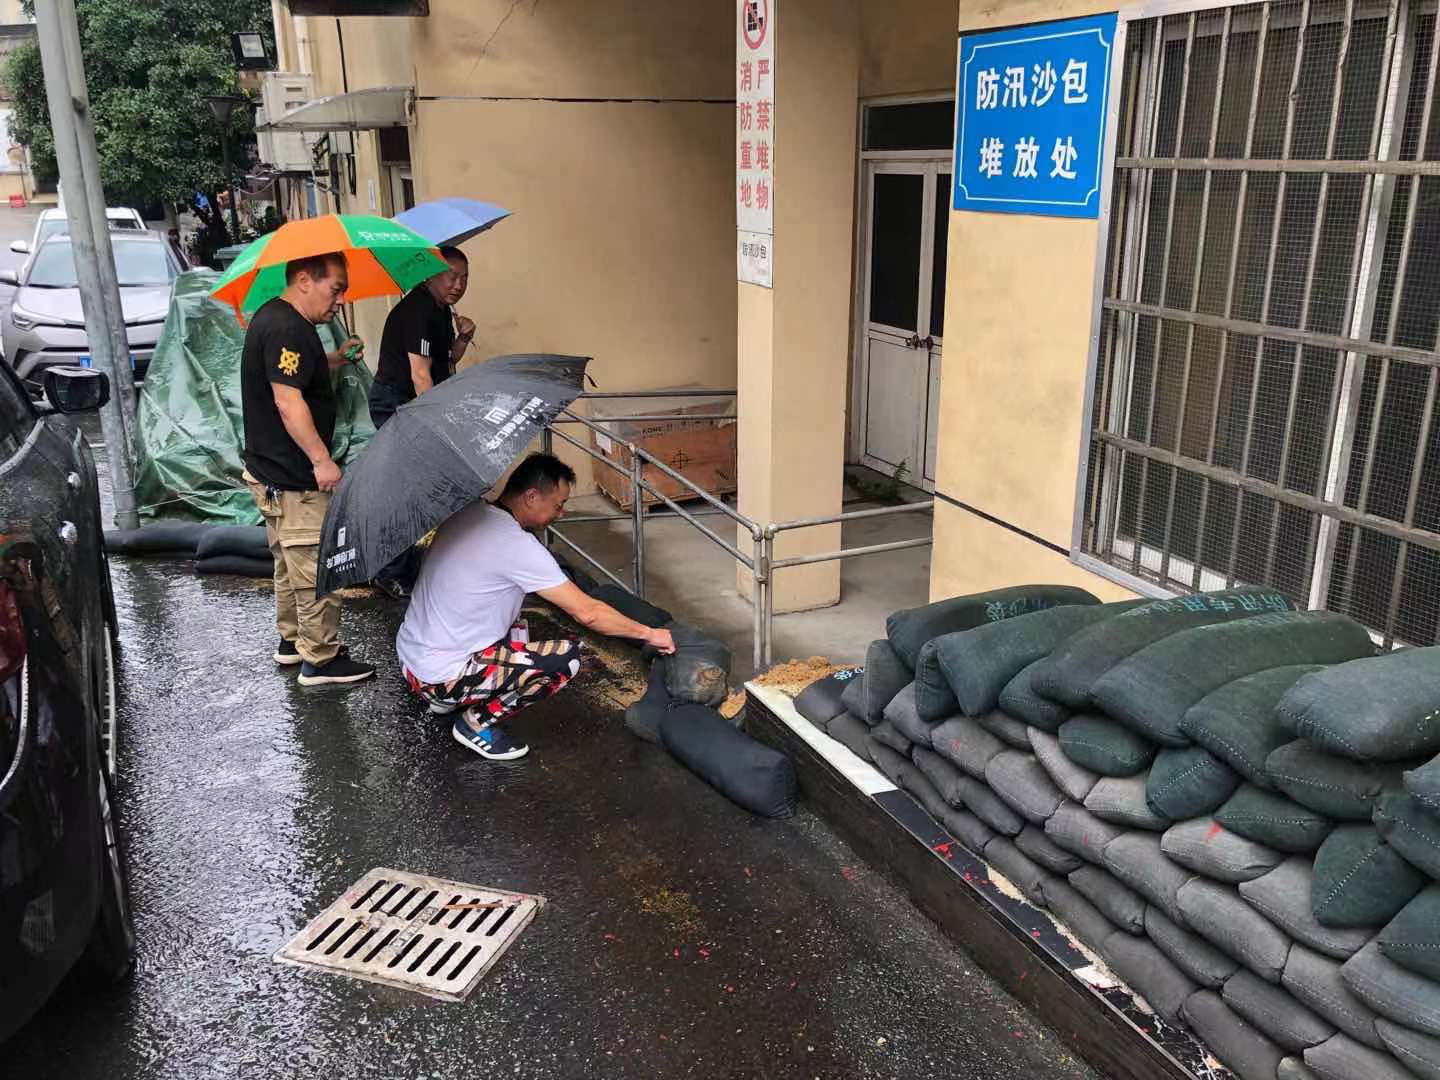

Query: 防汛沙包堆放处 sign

[953,12,1118,219]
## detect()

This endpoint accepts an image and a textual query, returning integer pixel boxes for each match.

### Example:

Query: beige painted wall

[860,0,960,98]
[928,0,1136,604]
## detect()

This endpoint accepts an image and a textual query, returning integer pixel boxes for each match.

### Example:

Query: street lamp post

[207,95,246,244]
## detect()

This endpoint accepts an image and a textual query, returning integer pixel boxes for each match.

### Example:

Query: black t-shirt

[374,285,454,401]
[241,297,336,491]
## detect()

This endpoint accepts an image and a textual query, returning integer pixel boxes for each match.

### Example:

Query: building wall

[860,0,960,98]
[408,0,737,492]
[928,0,1137,603]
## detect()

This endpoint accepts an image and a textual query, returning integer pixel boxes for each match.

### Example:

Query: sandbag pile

[796,585,1440,1080]
[106,522,273,578]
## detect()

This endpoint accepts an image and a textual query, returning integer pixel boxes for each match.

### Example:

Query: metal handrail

[535,389,931,671]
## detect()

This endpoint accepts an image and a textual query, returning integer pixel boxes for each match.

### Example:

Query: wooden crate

[589,395,737,511]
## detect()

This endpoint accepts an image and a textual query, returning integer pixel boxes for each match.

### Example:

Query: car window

[35,218,65,246]
[110,218,143,230]
[0,362,35,456]
[28,236,177,288]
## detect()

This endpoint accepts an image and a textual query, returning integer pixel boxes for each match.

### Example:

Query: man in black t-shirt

[241,252,376,687]
[367,245,474,598]
[369,245,474,427]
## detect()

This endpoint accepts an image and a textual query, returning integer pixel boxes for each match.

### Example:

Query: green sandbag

[860,639,911,725]
[984,750,1065,826]
[1375,788,1440,879]
[870,722,913,756]
[1031,587,1298,709]
[885,584,1100,669]
[1266,740,1409,821]
[1239,857,1373,960]
[955,773,1025,837]
[912,637,960,722]
[1378,885,1440,982]
[931,715,1005,779]
[974,709,1032,749]
[1040,877,1117,953]
[1304,1033,1421,1080]
[1046,801,1125,866]
[1279,647,1440,763]
[1376,1018,1440,1080]
[1342,942,1440,1039]
[1146,906,1240,989]
[999,657,1071,733]
[1103,831,1194,926]
[827,711,874,763]
[1015,824,1083,875]
[1405,755,1440,818]
[1093,612,1378,748]
[1146,745,1242,820]
[1223,969,1336,1051]
[1181,665,1325,788]
[1068,864,1146,934]
[1177,877,1293,983]
[911,746,968,809]
[883,683,936,748]
[1085,774,1171,832]
[1100,931,1197,1023]
[867,740,909,788]
[1058,714,1156,777]
[981,836,1052,907]
[1181,989,1286,1080]
[939,805,997,856]
[1028,728,1099,803]
[1312,825,1426,929]
[924,600,1147,721]
[1217,784,1335,854]
[1285,944,1387,1049]
[1162,818,1285,884]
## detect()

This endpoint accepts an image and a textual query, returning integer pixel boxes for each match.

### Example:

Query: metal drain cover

[275,867,544,1001]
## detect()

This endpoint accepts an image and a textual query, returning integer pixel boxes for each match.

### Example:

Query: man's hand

[647,628,676,655]
[328,336,364,368]
[313,457,342,492]
[454,315,476,341]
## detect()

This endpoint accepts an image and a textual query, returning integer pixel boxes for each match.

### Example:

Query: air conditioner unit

[256,72,317,173]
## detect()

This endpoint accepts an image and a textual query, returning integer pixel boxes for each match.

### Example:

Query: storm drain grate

[274,867,544,1001]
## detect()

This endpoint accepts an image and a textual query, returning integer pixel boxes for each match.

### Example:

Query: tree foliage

[3,0,273,209]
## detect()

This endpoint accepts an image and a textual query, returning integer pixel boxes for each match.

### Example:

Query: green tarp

[134,268,376,524]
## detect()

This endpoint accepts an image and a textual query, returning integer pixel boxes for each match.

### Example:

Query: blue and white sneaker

[452,717,529,761]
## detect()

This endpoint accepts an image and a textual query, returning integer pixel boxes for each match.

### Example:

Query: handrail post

[631,452,647,598]
[752,529,767,675]
[763,529,776,667]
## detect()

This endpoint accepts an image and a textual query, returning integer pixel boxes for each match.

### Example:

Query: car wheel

[82,766,135,982]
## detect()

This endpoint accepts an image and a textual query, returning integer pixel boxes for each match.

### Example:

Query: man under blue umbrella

[366,245,475,598]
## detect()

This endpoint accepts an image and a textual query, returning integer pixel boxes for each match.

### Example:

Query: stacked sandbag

[804,586,1440,1079]
[105,521,276,577]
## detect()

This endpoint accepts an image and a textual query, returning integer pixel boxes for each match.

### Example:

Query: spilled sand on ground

[752,657,844,696]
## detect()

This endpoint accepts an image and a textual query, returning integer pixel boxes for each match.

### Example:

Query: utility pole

[34,0,140,528]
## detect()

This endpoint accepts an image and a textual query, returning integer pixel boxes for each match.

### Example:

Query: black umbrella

[315,353,590,595]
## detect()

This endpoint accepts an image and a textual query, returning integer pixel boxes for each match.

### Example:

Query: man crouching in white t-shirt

[397,453,677,761]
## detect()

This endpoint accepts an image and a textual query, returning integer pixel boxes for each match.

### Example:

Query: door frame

[850,153,951,490]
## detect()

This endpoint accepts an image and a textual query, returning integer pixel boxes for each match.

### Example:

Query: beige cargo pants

[244,472,341,665]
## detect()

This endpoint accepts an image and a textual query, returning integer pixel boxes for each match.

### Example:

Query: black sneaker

[298,653,377,686]
[452,717,529,760]
[273,639,302,666]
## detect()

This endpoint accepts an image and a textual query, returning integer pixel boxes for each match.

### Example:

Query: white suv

[10,207,146,262]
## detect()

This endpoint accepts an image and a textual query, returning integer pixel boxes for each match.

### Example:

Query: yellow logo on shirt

[277,347,301,376]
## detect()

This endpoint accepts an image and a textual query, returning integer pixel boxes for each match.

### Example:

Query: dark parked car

[0,363,132,1043]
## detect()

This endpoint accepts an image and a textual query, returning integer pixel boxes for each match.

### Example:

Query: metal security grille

[1080,0,1440,646]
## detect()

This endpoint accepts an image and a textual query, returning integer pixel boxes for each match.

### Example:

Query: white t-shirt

[396,502,568,684]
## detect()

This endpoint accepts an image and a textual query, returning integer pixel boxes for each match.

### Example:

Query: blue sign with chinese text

[954,13,1117,218]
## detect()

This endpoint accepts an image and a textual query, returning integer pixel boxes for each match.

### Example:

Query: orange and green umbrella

[210,214,450,316]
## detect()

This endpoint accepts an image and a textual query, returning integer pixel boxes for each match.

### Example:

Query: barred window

[1079,0,1440,646]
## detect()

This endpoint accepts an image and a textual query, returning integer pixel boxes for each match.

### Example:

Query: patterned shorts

[406,629,582,726]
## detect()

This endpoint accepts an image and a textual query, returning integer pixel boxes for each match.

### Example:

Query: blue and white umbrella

[393,198,512,247]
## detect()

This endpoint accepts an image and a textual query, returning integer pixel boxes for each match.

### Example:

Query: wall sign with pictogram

[737,0,774,287]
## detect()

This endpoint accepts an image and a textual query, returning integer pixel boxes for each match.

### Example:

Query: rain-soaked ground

[4,419,1098,1079]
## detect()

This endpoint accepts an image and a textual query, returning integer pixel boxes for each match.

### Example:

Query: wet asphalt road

[3,454,1100,1078]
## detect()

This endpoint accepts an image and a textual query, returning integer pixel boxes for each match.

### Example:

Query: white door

[857,162,948,492]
